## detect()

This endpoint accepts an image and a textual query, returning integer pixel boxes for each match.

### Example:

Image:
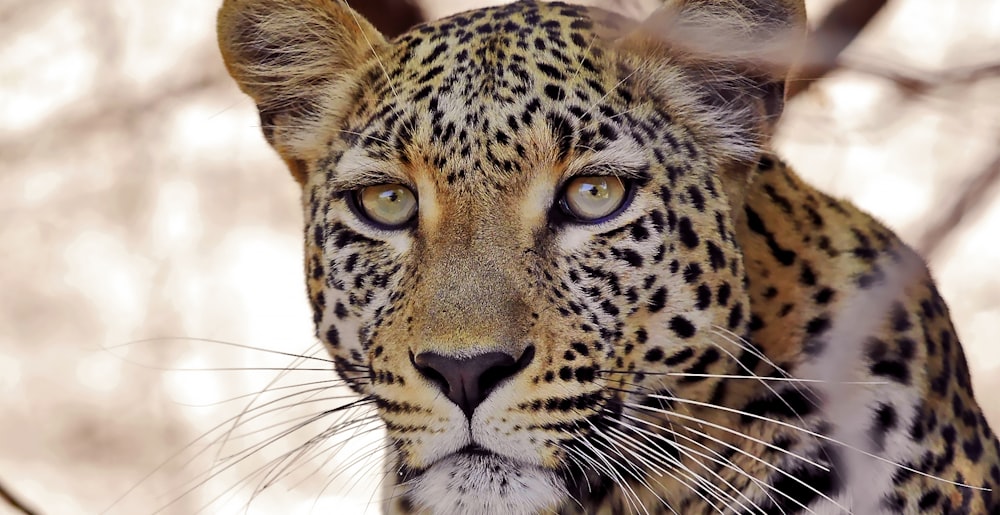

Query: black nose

[412,346,535,418]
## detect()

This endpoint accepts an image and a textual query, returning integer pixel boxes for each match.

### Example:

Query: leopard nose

[412,346,535,418]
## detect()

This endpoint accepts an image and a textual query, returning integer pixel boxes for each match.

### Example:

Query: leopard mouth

[400,446,567,514]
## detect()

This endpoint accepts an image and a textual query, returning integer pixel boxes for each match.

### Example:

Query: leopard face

[217,0,1000,513]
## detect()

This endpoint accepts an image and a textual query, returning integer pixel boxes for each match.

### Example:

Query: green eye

[560,176,629,222]
[353,184,418,228]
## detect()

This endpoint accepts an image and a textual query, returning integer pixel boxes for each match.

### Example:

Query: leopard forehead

[320,1,738,200]
[306,3,749,356]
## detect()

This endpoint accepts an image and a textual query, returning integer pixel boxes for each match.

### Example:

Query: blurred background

[1,0,998,513]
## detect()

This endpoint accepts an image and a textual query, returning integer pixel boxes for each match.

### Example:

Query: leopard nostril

[412,345,535,418]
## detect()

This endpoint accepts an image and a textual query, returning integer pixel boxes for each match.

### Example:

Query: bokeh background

[1,0,998,513]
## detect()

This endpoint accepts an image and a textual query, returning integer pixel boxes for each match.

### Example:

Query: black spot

[575,367,595,382]
[727,302,743,329]
[695,284,712,310]
[614,247,644,267]
[683,263,703,284]
[644,348,664,362]
[917,490,941,510]
[871,360,911,384]
[964,436,984,462]
[744,206,796,265]
[805,315,831,336]
[677,217,700,248]
[706,241,726,271]
[325,325,340,348]
[882,493,905,511]
[813,287,835,305]
[717,282,731,306]
[536,62,566,81]
[544,83,565,100]
[630,222,649,241]
[890,302,912,332]
[870,403,898,450]
[687,185,705,211]
[799,262,817,286]
[664,347,694,366]
[669,316,696,338]
[679,347,720,382]
[546,111,574,160]
[647,287,668,313]
[334,301,349,319]
[742,387,815,422]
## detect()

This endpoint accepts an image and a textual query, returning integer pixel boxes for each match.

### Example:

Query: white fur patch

[794,252,926,514]
[409,454,565,515]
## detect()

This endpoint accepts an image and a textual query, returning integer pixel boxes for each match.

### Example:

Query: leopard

[216,0,1000,513]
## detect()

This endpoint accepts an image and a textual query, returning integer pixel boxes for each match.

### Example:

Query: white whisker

[648,394,991,491]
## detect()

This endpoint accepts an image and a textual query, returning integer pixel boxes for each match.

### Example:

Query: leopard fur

[216,0,1000,512]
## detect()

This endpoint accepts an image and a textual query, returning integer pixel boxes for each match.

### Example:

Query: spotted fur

[217,0,1000,513]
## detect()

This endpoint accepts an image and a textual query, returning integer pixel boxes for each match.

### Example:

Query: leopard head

[218,0,805,511]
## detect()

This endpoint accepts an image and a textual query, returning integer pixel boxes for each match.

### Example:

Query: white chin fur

[409,453,565,514]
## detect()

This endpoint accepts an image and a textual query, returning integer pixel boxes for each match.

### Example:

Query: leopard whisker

[626,411,836,513]
[597,369,888,385]
[151,402,375,514]
[709,326,815,397]
[108,336,336,364]
[214,339,360,465]
[208,418,381,514]
[211,400,376,467]
[563,434,653,515]
[707,332,827,459]
[646,394,992,491]
[585,419,678,511]
[103,380,370,515]
[208,395,375,462]
[625,400,829,471]
[222,406,372,446]
[258,426,386,513]
[286,421,385,493]
[709,328,823,407]
[674,419,849,514]
[566,425,649,514]
[173,380,351,408]
[603,420,767,515]
[614,414,816,515]
[599,419,748,514]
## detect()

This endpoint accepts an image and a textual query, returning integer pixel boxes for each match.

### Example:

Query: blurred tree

[0,480,36,515]
[347,0,428,38]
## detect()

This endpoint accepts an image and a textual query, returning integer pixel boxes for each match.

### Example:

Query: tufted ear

[217,0,388,183]
[619,0,806,211]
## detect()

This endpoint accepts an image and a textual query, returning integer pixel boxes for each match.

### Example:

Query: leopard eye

[354,184,418,228]
[560,175,629,222]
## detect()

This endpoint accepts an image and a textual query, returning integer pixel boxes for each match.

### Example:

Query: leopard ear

[622,0,806,158]
[217,0,388,183]
[619,0,806,213]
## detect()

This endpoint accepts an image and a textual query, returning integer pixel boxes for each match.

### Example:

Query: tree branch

[786,0,889,98]
[916,146,1000,259]
[0,479,38,515]
[346,0,427,38]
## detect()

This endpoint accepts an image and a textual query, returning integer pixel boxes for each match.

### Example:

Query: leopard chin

[403,451,566,515]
